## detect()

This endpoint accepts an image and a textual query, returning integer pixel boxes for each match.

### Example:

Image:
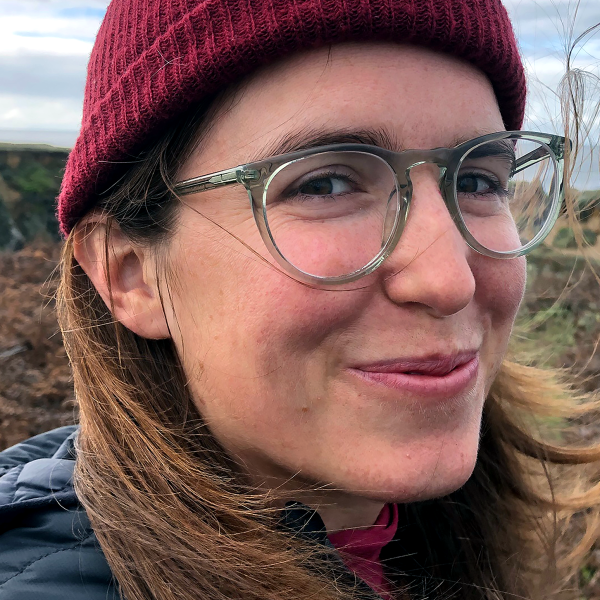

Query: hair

[56,42,600,600]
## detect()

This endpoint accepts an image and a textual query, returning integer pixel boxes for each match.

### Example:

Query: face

[164,44,526,527]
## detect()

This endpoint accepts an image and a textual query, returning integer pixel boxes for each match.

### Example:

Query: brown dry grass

[0,242,75,449]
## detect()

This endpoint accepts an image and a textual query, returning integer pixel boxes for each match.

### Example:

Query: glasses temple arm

[513,149,552,175]
[173,168,248,196]
[513,137,568,175]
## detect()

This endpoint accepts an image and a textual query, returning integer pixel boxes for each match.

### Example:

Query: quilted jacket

[0,426,115,599]
[0,427,387,600]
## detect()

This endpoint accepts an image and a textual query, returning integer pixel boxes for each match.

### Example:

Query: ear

[73,215,171,340]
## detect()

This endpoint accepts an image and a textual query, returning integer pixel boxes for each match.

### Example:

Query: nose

[379,165,476,317]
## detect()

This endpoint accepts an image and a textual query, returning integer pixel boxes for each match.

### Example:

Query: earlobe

[73,218,171,340]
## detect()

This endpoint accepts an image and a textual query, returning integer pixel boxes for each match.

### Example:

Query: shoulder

[0,427,116,600]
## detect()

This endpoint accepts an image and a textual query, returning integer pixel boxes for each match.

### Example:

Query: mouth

[348,352,480,399]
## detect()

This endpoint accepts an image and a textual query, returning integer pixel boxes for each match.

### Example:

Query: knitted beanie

[57,0,526,236]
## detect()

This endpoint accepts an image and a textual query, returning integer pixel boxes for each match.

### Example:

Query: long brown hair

[56,60,600,600]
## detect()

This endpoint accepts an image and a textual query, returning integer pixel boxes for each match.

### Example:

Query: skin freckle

[146,44,524,529]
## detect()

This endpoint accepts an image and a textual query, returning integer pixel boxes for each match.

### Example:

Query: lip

[348,352,480,399]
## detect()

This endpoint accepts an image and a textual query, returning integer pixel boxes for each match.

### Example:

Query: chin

[339,428,482,504]
[411,462,478,502]
[407,451,478,502]
[374,464,478,505]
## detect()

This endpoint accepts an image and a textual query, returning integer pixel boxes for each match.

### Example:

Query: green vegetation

[553,227,598,249]
[0,144,69,248]
[0,199,13,248]
[514,246,600,394]
[8,163,61,241]
[577,190,600,222]
[0,142,70,153]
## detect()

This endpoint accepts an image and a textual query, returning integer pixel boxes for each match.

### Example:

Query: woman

[1,0,598,599]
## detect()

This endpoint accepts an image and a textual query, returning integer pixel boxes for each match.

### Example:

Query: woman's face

[167,44,526,524]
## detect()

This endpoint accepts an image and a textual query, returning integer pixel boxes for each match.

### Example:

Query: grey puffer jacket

[0,427,390,600]
[0,426,115,599]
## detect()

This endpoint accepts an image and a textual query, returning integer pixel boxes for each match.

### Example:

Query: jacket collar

[279,501,382,599]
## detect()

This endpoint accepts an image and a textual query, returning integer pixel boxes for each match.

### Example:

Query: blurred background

[0,1,598,151]
[0,4,599,591]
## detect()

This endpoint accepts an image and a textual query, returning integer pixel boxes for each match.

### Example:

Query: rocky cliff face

[0,144,69,249]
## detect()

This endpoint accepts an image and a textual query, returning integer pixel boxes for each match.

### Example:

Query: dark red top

[328,504,399,599]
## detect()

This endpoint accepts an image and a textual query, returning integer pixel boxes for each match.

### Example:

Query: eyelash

[457,170,508,197]
[284,171,359,199]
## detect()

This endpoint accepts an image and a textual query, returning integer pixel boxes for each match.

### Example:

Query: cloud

[2,108,23,121]
[0,1,108,20]
[497,2,600,149]
[0,53,87,99]
[0,93,83,130]
[0,0,598,147]
[0,1,105,131]
[57,7,107,19]
[0,12,99,56]
[16,31,96,43]
[504,0,600,34]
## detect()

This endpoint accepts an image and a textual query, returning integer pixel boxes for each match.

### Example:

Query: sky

[0,0,598,185]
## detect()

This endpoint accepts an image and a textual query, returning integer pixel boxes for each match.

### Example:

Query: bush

[0,149,66,243]
[553,227,597,249]
[0,199,13,248]
[553,227,577,249]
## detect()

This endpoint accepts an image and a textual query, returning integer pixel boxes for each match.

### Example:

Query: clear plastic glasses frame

[173,131,567,286]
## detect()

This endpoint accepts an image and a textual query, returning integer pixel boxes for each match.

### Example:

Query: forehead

[182,43,505,176]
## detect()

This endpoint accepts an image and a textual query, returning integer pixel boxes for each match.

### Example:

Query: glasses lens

[263,151,398,278]
[456,136,559,253]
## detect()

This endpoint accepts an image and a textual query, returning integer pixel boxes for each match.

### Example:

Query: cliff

[0,143,69,249]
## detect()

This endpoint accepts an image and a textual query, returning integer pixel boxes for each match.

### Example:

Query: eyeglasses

[173,131,566,286]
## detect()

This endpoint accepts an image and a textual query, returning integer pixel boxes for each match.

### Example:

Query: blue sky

[0,1,108,137]
[0,0,598,184]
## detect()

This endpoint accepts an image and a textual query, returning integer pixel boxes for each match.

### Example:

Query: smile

[348,352,480,398]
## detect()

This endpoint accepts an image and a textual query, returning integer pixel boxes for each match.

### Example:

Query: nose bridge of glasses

[397,153,460,233]
[388,147,452,189]
[400,160,449,201]
[405,160,447,180]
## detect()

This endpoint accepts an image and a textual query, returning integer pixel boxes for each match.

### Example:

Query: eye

[456,171,506,196]
[297,173,355,197]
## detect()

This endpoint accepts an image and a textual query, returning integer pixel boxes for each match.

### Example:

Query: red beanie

[58,0,526,236]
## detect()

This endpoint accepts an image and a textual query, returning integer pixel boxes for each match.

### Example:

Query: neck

[233,449,386,532]
[310,495,386,532]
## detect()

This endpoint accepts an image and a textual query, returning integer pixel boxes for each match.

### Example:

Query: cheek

[473,255,526,388]
[474,255,526,325]
[168,253,372,458]
[167,223,368,383]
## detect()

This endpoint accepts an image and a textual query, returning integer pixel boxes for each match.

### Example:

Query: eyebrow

[248,127,401,162]
[461,139,516,171]
[248,127,504,163]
